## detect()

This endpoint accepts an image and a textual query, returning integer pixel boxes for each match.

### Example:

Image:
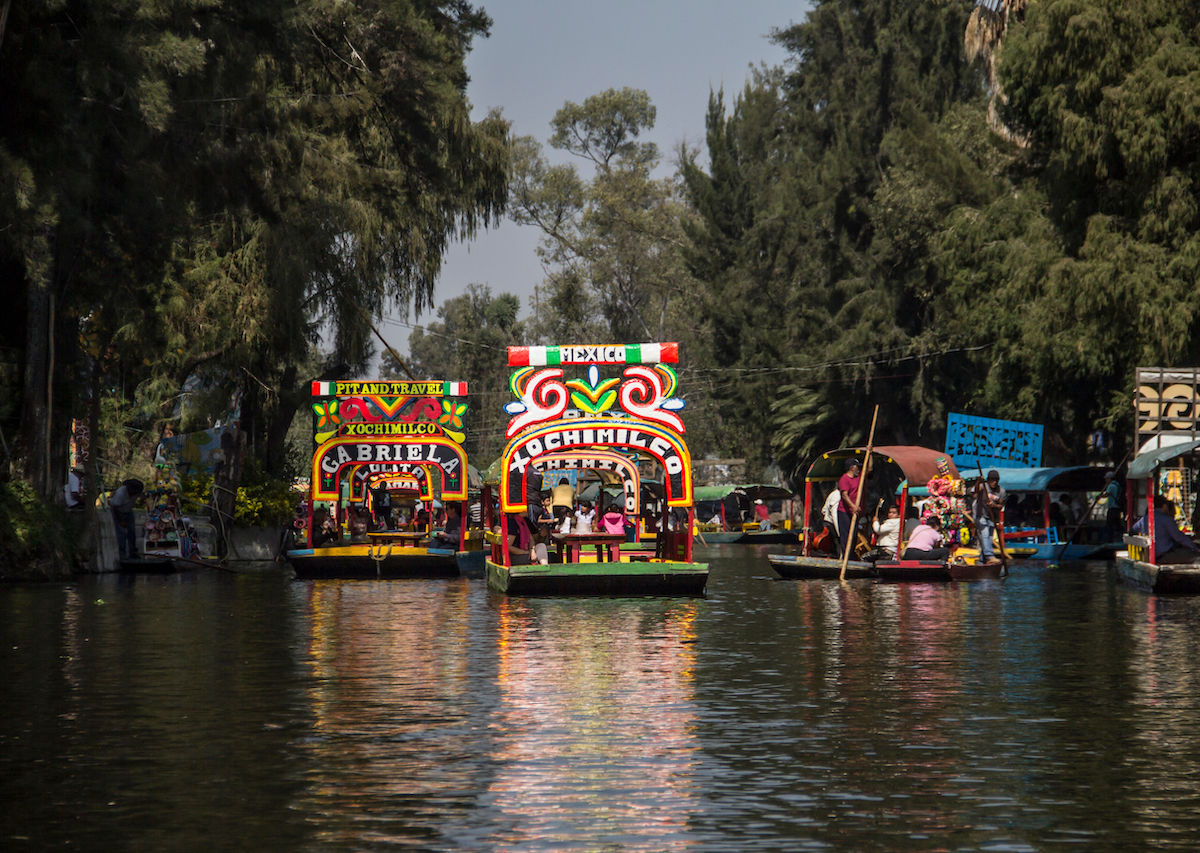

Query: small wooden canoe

[767,553,873,580]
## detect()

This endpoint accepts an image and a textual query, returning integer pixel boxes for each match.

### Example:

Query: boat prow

[767,553,872,579]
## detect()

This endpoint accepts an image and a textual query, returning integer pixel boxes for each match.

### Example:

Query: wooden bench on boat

[1123,534,1151,562]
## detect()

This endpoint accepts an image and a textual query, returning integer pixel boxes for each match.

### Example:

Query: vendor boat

[485,342,708,596]
[118,465,217,573]
[285,379,476,580]
[768,445,978,581]
[903,465,1118,560]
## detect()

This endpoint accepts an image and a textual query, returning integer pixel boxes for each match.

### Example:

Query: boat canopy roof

[980,466,1109,492]
[693,484,794,502]
[806,446,958,484]
[1129,439,1200,479]
[900,465,1108,496]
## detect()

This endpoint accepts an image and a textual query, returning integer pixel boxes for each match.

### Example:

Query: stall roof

[693,484,794,502]
[1129,439,1200,479]
[806,446,958,484]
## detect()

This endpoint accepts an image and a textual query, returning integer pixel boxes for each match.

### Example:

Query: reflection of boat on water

[286,378,476,580]
[489,596,700,845]
[486,342,708,596]
[693,484,800,544]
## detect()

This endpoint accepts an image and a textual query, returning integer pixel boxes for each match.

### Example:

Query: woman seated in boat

[311,507,339,548]
[495,513,544,565]
[432,505,462,549]
[599,501,627,537]
[348,508,370,542]
[901,515,951,561]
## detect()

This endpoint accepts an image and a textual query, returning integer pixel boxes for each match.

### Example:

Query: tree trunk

[22,271,51,498]
[212,424,245,557]
[264,363,301,476]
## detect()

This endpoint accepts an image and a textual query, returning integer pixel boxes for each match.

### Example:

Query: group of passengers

[820,461,1010,564]
[494,477,632,565]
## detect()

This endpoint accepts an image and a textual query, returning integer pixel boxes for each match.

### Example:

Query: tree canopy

[7,0,1200,505]
[1,0,509,495]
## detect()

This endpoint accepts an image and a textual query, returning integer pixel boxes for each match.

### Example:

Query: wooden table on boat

[366,530,430,546]
[551,532,627,563]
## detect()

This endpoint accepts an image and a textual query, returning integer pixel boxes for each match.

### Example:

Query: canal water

[4,546,1200,851]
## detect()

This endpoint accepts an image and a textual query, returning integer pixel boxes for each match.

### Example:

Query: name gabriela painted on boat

[286,378,478,579]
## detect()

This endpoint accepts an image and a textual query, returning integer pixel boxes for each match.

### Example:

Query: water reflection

[290,578,493,849]
[488,597,701,851]
[8,557,1200,849]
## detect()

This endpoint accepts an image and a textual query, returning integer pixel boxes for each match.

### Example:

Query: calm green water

[3,547,1200,851]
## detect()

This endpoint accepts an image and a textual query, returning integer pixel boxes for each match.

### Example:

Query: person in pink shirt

[599,503,627,536]
[902,516,950,561]
[837,458,863,550]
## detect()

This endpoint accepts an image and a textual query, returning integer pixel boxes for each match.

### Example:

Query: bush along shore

[0,481,79,581]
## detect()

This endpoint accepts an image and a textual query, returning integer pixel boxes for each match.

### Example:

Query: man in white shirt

[64,467,84,510]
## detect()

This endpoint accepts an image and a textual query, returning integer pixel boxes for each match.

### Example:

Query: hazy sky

[379,0,811,349]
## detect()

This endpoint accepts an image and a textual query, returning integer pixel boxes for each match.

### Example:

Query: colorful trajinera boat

[485,343,708,596]
[285,379,475,579]
[767,445,1003,581]
[693,484,800,544]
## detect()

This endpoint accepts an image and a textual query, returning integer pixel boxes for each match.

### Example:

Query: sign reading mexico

[497,343,694,512]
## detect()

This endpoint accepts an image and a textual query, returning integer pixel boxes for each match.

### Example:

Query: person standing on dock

[972,470,1006,564]
[109,479,144,559]
[1104,472,1124,540]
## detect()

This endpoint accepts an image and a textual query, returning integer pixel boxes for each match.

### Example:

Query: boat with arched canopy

[767,445,1001,581]
[485,343,708,595]
[285,379,477,578]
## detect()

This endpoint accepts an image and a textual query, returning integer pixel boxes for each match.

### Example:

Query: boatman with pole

[972,470,1006,565]
[837,458,863,554]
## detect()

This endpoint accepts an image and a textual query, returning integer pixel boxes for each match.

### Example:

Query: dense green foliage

[180,460,295,527]
[0,481,75,579]
[1,0,508,501]
[7,0,1200,530]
